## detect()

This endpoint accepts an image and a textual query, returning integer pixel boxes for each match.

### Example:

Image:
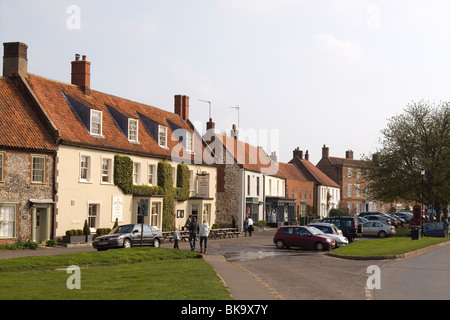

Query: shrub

[46,239,58,247]
[83,220,91,235]
[212,223,220,229]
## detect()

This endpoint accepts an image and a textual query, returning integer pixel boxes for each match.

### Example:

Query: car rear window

[281,227,294,235]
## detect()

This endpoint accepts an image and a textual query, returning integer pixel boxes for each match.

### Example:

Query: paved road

[374,244,450,300]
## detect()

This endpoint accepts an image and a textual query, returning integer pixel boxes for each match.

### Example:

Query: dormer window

[186,131,193,152]
[90,110,102,136]
[158,125,167,148]
[128,119,139,143]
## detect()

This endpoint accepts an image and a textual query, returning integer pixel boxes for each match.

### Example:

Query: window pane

[91,110,102,135]
[0,206,15,237]
[32,157,45,183]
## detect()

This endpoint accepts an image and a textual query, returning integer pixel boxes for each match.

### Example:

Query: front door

[35,208,47,243]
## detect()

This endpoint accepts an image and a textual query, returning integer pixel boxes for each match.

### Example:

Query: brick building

[278,162,314,218]
[316,145,401,214]
[289,147,340,218]
[0,43,57,244]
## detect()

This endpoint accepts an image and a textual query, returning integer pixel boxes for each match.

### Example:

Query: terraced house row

[0,42,392,244]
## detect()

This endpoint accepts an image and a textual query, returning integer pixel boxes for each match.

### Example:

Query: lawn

[333,226,450,257]
[0,247,232,300]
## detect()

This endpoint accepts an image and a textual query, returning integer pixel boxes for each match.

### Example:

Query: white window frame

[87,202,101,229]
[90,110,103,136]
[158,125,167,148]
[31,155,46,184]
[101,157,113,184]
[133,162,141,185]
[80,154,92,183]
[186,131,193,152]
[356,184,361,197]
[0,204,16,238]
[128,118,139,143]
[347,183,352,198]
[148,164,156,186]
[347,168,353,178]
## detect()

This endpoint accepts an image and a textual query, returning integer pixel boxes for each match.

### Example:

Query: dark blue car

[407,222,449,237]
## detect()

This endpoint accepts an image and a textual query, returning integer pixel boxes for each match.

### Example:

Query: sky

[0,0,448,165]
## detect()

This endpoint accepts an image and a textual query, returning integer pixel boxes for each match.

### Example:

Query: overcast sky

[1,0,448,164]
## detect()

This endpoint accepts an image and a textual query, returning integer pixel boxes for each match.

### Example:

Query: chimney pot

[293,148,303,160]
[174,95,189,120]
[71,53,91,95]
[3,42,28,77]
[322,144,329,159]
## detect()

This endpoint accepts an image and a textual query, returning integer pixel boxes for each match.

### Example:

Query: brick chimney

[322,144,329,159]
[3,42,28,77]
[206,118,215,131]
[305,150,309,161]
[174,95,189,120]
[71,54,91,95]
[230,124,239,139]
[293,147,303,159]
[346,150,354,159]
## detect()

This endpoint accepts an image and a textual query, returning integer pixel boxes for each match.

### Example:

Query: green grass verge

[333,227,450,257]
[0,247,232,300]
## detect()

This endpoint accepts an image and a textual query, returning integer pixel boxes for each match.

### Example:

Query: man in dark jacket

[188,216,198,251]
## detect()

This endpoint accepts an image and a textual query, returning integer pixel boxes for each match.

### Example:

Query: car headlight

[326,238,332,243]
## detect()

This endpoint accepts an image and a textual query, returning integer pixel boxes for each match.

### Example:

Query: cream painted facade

[55,145,216,236]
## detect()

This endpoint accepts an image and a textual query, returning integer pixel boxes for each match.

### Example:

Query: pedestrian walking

[188,216,198,251]
[247,216,254,237]
[243,217,249,237]
[199,220,210,254]
[173,227,181,249]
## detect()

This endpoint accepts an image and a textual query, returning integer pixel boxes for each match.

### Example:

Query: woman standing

[199,220,210,254]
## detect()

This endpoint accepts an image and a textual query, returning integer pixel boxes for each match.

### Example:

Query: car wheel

[314,242,324,251]
[123,238,132,248]
[378,231,387,238]
[275,239,285,249]
[153,238,160,248]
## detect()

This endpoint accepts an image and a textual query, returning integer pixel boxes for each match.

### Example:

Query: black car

[321,216,362,242]
[92,224,164,251]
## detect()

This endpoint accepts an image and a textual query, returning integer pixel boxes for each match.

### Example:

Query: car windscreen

[111,225,134,234]
[307,227,324,235]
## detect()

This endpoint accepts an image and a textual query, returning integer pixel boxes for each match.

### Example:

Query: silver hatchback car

[362,221,396,238]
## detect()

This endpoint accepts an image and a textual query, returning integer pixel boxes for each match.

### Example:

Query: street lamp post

[421,169,425,236]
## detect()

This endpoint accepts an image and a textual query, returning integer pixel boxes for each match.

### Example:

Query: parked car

[360,212,399,226]
[273,226,336,251]
[321,216,362,242]
[392,212,413,224]
[364,214,392,225]
[406,222,449,237]
[362,221,396,238]
[308,222,349,247]
[92,224,164,251]
[358,216,369,225]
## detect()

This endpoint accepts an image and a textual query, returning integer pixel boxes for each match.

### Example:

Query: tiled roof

[211,133,285,178]
[0,77,55,151]
[328,156,365,167]
[290,156,340,188]
[24,73,207,162]
[278,162,309,181]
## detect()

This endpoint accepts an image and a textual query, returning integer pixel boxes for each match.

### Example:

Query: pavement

[0,229,283,300]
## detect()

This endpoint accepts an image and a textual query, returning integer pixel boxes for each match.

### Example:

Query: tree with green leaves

[364,101,450,218]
